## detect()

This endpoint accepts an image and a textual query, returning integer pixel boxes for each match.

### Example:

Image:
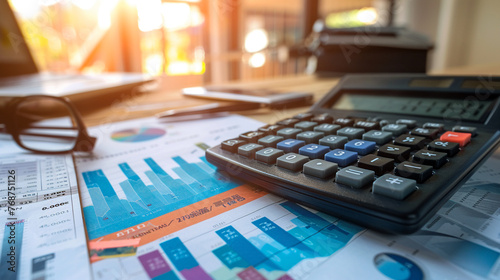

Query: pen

[156,102,264,119]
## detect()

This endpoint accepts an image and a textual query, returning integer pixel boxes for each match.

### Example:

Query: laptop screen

[0,0,38,78]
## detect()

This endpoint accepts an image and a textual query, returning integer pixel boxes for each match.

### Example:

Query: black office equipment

[297,25,433,75]
[206,74,500,234]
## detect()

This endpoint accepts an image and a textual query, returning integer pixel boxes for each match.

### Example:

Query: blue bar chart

[139,201,363,280]
[82,156,239,239]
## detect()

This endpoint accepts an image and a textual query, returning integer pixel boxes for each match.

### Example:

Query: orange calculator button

[440,131,471,147]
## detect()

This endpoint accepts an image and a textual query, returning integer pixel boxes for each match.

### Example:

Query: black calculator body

[206,74,500,234]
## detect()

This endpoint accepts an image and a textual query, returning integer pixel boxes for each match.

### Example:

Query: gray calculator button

[314,123,340,135]
[297,131,325,144]
[303,159,338,179]
[277,128,302,138]
[382,124,407,136]
[372,174,416,200]
[295,121,318,131]
[258,135,284,147]
[337,127,365,140]
[238,143,264,158]
[362,130,393,145]
[255,148,284,164]
[319,135,348,149]
[335,167,374,188]
[277,153,309,172]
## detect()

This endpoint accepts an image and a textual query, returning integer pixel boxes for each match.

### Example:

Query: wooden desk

[81,62,500,127]
[81,75,340,127]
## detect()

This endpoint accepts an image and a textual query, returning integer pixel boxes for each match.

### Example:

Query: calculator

[206,74,500,234]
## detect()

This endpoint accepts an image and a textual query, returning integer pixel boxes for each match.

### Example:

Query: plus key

[439,131,471,147]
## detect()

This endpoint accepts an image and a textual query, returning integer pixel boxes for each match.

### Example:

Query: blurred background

[8,0,500,86]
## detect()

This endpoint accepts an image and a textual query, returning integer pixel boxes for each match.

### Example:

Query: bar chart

[135,201,364,280]
[82,155,240,239]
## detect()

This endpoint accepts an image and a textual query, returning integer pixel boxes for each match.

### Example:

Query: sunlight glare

[357,7,378,24]
[244,29,268,53]
[137,0,163,32]
[248,52,265,68]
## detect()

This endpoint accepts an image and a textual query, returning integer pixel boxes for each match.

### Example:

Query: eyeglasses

[0,95,96,154]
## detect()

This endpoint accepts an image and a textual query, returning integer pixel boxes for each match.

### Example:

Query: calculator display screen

[332,93,492,121]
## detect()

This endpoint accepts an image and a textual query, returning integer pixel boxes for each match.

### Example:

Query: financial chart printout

[0,153,91,280]
[77,115,500,280]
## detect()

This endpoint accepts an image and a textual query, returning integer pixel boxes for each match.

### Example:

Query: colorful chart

[111,127,166,142]
[374,253,424,280]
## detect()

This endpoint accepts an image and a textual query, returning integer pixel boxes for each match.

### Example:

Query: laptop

[0,0,153,103]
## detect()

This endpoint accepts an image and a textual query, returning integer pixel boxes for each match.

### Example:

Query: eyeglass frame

[0,95,96,154]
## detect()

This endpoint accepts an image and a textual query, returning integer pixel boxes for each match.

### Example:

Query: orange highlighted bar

[92,184,267,246]
[440,131,471,147]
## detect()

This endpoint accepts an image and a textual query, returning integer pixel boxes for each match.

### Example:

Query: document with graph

[75,115,499,280]
[0,153,91,280]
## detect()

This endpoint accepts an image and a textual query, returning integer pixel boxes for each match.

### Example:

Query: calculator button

[297,131,325,144]
[277,128,302,138]
[255,148,285,164]
[394,134,426,150]
[377,144,411,162]
[358,154,394,176]
[412,150,448,168]
[379,120,389,127]
[311,113,333,124]
[344,139,376,155]
[303,159,338,179]
[410,127,439,139]
[295,121,318,131]
[298,144,330,159]
[276,139,305,153]
[314,123,340,135]
[292,113,314,121]
[452,125,477,137]
[258,135,284,147]
[324,149,358,167]
[239,131,265,143]
[427,140,460,156]
[334,118,355,127]
[258,124,284,135]
[277,153,310,172]
[382,124,407,136]
[337,127,365,140]
[336,167,375,189]
[238,143,264,158]
[319,135,349,149]
[362,130,393,145]
[423,122,444,132]
[354,121,380,130]
[395,161,433,183]
[440,131,471,147]
[396,119,417,129]
[372,174,416,200]
[221,139,246,153]
[277,118,300,127]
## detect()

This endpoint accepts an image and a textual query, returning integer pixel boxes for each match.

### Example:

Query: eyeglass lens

[15,97,79,152]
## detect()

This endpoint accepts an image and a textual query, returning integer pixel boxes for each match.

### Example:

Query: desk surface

[82,60,500,127]
[81,75,340,127]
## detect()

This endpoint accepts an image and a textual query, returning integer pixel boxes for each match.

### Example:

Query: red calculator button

[440,131,471,147]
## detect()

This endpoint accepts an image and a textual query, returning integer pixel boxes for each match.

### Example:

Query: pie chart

[111,127,166,142]
[374,253,424,280]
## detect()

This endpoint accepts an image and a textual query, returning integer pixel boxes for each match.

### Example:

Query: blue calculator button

[344,139,376,155]
[277,139,306,153]
[324,149,358,167]
[298,144,330,159]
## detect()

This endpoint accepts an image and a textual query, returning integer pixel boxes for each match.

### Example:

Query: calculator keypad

[217,113,476,202]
